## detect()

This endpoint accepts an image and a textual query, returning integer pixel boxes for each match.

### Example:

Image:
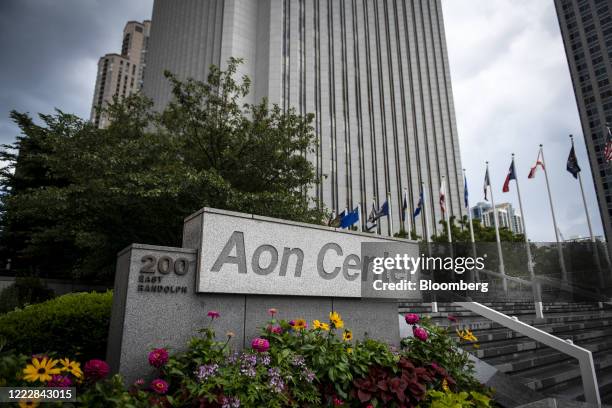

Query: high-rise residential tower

[143,0,464,238]
[554,0,612,246]
[90,20,151,128]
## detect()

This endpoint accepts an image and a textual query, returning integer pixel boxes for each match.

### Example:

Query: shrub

[0,276,55,313]
[0,291,112,360]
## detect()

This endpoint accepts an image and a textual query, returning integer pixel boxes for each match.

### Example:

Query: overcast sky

[0,0,604,241]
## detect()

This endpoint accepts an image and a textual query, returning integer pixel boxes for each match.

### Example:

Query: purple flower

[413,326,429,341]
[302,368,315,383]
[291,355,305,367]
[221,396,241,408]
[47,374,72,388]
[148,348,169,368]
[207,310,220,319]
[196,363,219,381]
[151,378,169,394]
[251,337,270,353]
[258,353,271,366]
[240,353,257,377]
[84,359,110,382]
[404,313,420,325]
[268,367,284,393]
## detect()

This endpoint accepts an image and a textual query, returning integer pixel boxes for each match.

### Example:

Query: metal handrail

[456,301,601,406]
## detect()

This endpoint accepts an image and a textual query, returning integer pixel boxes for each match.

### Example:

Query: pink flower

[47,374,72,388]
[84,359,110,381]
[413,326,428,341]
[404,313,420,325]
[251,337,270,353]
[332,396,344,406]
[150,378,169,394]
[268,308,278,317]
[207,310,220,319]
[447,315,458,323]
[148,348,169,368]
[134,378,145,387]
[267,325,283,334]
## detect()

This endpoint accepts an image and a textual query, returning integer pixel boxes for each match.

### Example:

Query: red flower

[148,348,169,368]
[447,314,458,322]
[151,378,169,395]
[84,359,110,381]
[251,337,270,353]
[207,310,220,319]
[332,396,344,406]
[413,326,428,341]
[404,313,420,325]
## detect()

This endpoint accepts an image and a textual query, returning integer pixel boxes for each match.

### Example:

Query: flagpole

[374,196,381,235]
[358,202,363,232]
[512,154,542,318]
[387,192,394,237]
[421,182,431,243]
[442,176,452,243]
[463,169,478,282]
[570,135,594,241]
[539,144,568,283]
[486,161,507,291]
[404,188,411,235]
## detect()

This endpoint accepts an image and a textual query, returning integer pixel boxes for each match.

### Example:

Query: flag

[378,200,389,217]
[528,150,545,178]
[401,190,408,222]
[439,180,446,215]
[605,124,612,163]
[340,207,359,228]
[502,159,516,193]
[413,190,423,219]
[566,146,581,179]
[483,168,490,201]
[366,202,379,231]
[464,175,469,208]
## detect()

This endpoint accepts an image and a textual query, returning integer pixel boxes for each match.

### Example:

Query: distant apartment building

[472,202,524,235]
[90,20,151,128]
[554,0,612,247]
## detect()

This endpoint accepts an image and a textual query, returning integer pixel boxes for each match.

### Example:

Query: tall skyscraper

[554,0,612,247]
[143,0,464,238]
[90,20,151,128]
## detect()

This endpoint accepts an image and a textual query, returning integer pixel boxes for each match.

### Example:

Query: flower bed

[1,309,492,407]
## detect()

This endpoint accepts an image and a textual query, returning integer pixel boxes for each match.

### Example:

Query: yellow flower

[59,358,83,379]
[18,400,39,408]
[329,311,344,329]
[313,320,323,329]
[23,357,61,383]
[320,322,330,331]
[342,330,353,341]
[442,378,450,392]
[456,328,478,342]
[292,318,308,330]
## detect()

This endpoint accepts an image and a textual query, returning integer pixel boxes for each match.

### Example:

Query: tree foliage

[0,58,324,280]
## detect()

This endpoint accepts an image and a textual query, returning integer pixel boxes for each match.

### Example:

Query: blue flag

[378,200,389,217]
[340,207,359,228]
[413,190,423,219]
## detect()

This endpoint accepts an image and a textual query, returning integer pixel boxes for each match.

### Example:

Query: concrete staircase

[398,302,612,405]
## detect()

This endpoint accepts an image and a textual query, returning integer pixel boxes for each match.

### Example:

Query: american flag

[605,124,612,163]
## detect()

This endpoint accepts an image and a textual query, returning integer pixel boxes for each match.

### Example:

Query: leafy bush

[0,291,112,360]
[0,276,55,313]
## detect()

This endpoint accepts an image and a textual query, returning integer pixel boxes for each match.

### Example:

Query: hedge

[0,291,112,360]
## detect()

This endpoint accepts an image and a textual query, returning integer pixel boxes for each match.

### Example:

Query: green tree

[432,216,524,243]
[0,58,325,280]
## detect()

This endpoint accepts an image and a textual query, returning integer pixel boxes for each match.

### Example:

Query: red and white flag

[439,179,446,215]
[604,124,612,163]
[528,150,545,178]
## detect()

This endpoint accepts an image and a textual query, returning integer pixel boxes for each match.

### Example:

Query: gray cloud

[0,0,153,141]
[442,0,604,241]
